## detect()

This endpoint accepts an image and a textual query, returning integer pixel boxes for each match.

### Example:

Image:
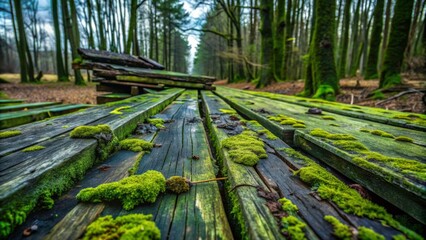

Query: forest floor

[1,73,425,113]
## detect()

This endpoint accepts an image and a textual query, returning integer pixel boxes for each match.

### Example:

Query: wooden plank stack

[73,48,215,104]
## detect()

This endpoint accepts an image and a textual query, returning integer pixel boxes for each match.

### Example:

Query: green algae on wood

[22,145,45,152]
[324,215,352,240]
[221,130,267,166]
[76,170,166,210]
[83,214,160,240]
[219,108,237,115]
[119,138,153,152]
[147,118,165,129]
[0,130,22,139]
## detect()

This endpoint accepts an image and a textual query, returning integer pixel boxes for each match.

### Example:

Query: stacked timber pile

[73,48,215,104]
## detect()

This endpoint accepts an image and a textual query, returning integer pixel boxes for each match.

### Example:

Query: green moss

[282,148,314,165]
[0,130,22,139]
[330,123,340,127]
[219,108,237,115]
[110,106,131,115]
[281,215,306,240]
[333,140,368,152]
[310,128,356,140]
[72,56,83,64]
[358,226,385,240]
[372,90,385,100]
[292,123,306,128]
[77,170,166,210]
[70,124,112,138]
[166,176,190,194]
[324,215,352,240]
[393,234,407,240]
[22,145,45,152]
[312,85,336,101]
[221,130,267,166]
[119,138,153,152]
[370,129,394,138]
[268,114,305,126]
[280,119,298,125]
[279,198,299,214]
[322,116,336,120]
[360,128,371,133]
[395,136,414,143]
[147,118,165,129]
[62,125,70,129]
[38,191,54,209]
[257,129,278,140]
[83,214,160,240]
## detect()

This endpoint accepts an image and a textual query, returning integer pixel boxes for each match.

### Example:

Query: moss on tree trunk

[379,0,414,88]
[365,0,385,80]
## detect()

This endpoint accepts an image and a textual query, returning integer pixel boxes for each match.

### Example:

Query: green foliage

[221,130,267,166]
[22,145,45,152]
[324,215,352,240]
[0,130,22,139]
[372,90,385,100]
[77,170,166,210]
[70,124,112,138]
[281,216,306,240]
[358,226,385,240]
[110,106,131,115]
[83,214,160,240]
[119,138,153,152]
[166,176,190,194]
[0,91,9,98]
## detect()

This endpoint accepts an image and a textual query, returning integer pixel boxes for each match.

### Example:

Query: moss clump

[370,129,394,138]
[70,124,112,138]
[166,176,190,194]
[292,123,306,128]
[360,128,371,133]
[221,130,267,166]
[83,214,160,240]
[38,191,54,209]
[322,116,336,120]
[22,145,45,152]
[110,106,131,115]
[333,140,368,152]
[330,123,340,127]
[0,130,22,139]
[281,215,306,240]
[310,128,356,140]
[394,136,414,143]
[393,235,407,240]
[72,56,83,64]
[147,118,165,129]
[257,129,278,140]
[358,226,385,240]
[77,170,166,210]
[268,114,305,126]
[119,138,153,152]
[279,198,299,214]
[219,108,237,115]
[324,215,352,240]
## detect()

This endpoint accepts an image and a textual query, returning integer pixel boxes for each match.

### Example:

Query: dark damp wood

[82,61,215,84]
[0,104,91,129]
[96,93,132,104]
[99,80,165,89]
[0,88,183,232]
[0,102,60,113]
[77,48,165,70]
[116,75,214,90]
[200,91,285,240]
[201,91,407,239]
[101,90,233,239]
[0,99,25,107]
[214,87,426,225]
[0,90,178,157]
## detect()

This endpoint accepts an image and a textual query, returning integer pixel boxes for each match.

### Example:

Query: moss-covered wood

[0,102,60,113]
[101,91,233,239]
[214,87,426,225]
[0,88,183,238]
[365,0,385,80]
[0,99,25,107]
[116,75,212,90]
[379,0,415,88]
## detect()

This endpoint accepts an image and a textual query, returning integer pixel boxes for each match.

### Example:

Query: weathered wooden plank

[96,93,132,104]
[99,79,165,89]
[0,102,60,113]
[0,88,183,238]
[0,104,91,129]
[202,91,421,239]
[102,91,233,240]
[214,87,426,225]
[201,91,285,240]
[77,48,165,70]
[0,99,25,106]
[238,88,426,131]
[115,75,212,90]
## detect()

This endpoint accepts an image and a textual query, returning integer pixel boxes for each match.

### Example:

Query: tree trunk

[125,0,137,54]
[338,0,351,78]
[380,0,415,88]
[52,0,68,81]
[364,0,384,79]
[283,0,294,80]
[257,0,274,88]
[274,0,285,80]
[380,0,392,67]
[12,0,32,82]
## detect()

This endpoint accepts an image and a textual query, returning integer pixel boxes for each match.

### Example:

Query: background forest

[0,0,425,98]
